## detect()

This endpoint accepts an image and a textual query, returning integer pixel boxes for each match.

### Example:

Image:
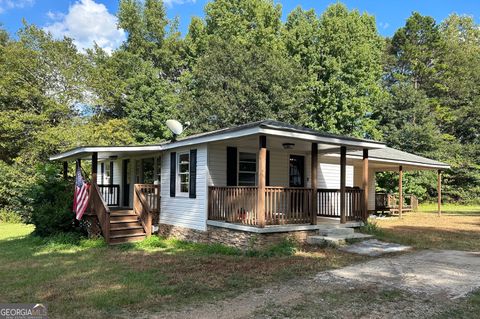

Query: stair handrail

[90,183,111,243]
[133,184,154,237]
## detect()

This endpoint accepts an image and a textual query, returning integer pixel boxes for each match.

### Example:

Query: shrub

[0,209,22,223]
[28,164,75,236]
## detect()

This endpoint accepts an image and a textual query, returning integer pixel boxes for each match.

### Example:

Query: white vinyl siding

[161,145,207,231]
[208,143,364,189]
[317,163,353,189]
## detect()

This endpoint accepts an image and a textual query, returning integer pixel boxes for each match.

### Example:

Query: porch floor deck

[207,218,363,234]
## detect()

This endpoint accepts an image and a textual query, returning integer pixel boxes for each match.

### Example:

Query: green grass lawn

[0,223,365,319]
[419,203,480,214]
[369,205,480,251]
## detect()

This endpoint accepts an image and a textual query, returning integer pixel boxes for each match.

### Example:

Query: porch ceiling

[321,147,450,171]
[211,134,369,153]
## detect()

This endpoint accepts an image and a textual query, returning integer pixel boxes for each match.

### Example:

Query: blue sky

[1,0,479,52]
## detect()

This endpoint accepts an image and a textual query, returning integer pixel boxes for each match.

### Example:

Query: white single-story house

[50,120,450,247]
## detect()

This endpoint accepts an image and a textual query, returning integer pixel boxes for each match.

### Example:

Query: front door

[122,159,130,207]
[289,155,305,187]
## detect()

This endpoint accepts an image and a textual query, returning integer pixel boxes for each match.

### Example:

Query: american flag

[73,166,90,220]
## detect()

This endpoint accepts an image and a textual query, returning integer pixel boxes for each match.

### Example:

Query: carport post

[398,165,403,218]
[437,170,442,216]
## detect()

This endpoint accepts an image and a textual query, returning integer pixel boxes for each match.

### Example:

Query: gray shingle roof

[348,147,450,168]
[173,120,384,145]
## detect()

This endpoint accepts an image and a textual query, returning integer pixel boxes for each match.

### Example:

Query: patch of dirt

[138,250,480,319]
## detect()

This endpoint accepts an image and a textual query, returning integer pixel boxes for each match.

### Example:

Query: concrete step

[307,233,373,247]
[318,227,355,237]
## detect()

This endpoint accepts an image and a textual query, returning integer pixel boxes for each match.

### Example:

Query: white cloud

[379,22,390,30]
[163,0,196,7]
[43,0,126,54]
[0,0,34,13]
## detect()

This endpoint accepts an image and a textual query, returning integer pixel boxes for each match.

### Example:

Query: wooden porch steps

[109,209,146,245]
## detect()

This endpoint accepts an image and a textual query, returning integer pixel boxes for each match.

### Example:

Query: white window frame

[177,152,190,196]
[238,151,257,186]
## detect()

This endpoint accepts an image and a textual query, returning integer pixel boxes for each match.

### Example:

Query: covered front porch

[206,134,373,228]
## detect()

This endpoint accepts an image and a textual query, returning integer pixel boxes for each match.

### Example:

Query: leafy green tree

[284,4,384,137]
[182,38,308,132]
[376,82,442,156]
[388,12,441,92]
[204,0,283,47]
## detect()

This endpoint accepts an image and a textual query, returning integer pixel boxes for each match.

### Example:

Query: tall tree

[284,4,384,137]
[182,38,307,132]
[388,12,441,91]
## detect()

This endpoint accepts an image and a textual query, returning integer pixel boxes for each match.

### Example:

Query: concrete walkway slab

[316,250,480,299]
[340,239,412,256]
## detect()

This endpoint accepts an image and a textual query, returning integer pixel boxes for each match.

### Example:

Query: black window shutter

[109,161,114,185]
[189,149,197,198]
[266,150,270,186]
[170,152,176,197]
[226,147,237,186]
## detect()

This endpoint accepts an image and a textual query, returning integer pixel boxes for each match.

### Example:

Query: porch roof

[347,147,450,170]
[50,120,386,161]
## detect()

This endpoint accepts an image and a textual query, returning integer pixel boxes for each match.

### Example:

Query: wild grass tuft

[359,219,383,236]
[247,238,298,257]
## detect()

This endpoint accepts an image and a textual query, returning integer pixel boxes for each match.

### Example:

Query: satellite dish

[166,119,184,136]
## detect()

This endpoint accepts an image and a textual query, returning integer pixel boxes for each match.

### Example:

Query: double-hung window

[178,153,190,193]
[238,152,256,186]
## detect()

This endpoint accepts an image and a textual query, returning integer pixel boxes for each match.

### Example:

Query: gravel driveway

[316,250,480,299]
[142,250,480,319]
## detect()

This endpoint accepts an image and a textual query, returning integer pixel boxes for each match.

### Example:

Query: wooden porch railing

[208,186,259,225]
[90,183,111,243]
[317,188,364,221]
[98,184,120,206]
[208,186,366,226]
[265,187,313,224]
[375,193,419,212]
[133,184,160,236]
[209,186,342,226]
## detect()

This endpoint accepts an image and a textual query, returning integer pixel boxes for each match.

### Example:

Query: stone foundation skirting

[158,223,317,250]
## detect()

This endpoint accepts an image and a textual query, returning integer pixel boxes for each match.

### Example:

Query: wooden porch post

[76,159,81,173]
[311,143,318,225]
[257,135,267,227]
[437,170,442,216]
[340,146,347,224]
[92,152,98,185]
[63,161,68,180]
[362,149,369,221]
[398,165,403,218]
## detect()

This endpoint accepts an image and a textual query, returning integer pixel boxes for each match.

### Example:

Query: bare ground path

[138,250,480,319]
